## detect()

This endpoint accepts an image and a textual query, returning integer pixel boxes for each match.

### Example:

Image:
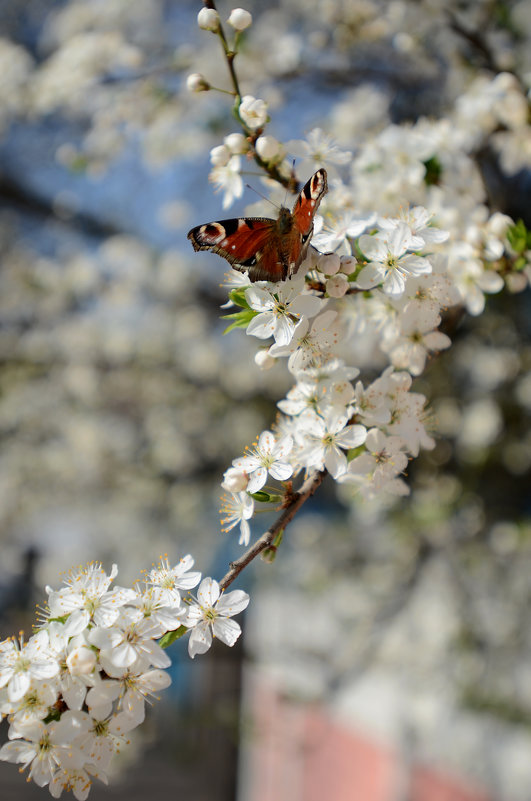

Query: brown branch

[219,469,326,591]
[201,0,299,193]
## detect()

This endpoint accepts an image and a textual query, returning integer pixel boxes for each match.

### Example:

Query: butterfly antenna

[245,183,281,210]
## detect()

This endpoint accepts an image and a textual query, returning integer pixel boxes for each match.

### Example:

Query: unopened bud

[186,73,210,92]
[224,132,249,154]
[210,144,231,166]
[222,467,249,493]
[197,7,220,31]
[255,135,281,162]
[227,8,252,31]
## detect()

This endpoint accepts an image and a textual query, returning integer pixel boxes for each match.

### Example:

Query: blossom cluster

[219,208,456,543]
[0,560,249,798]
[185,5,531,548]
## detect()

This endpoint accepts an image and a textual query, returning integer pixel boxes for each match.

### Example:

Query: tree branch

[219,469,326,591]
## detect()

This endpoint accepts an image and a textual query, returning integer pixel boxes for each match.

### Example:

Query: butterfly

[187,168,328,283]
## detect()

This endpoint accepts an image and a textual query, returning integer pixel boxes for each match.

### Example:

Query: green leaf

[159,625,188,648]
[507,219,528,254]
[229,287,251,309]
[221,308,257,333]
[423,155,443,186]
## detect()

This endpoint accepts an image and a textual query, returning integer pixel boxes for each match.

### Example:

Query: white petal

[246,467,268,493]
[269,461,294,481]
[197,578,220,607]
[188,623,212,658]
[212,618,242,647]
[216,589,250,616]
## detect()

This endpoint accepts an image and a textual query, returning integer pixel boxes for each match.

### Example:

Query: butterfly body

[188,168,328,283]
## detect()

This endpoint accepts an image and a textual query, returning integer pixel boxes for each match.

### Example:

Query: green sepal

[47,615,70,625]
[228,287,251,309]
[261,529,284,564]
[159,625,188,649]
[221,308,257,333]
[347,444,366,462]
[250,490,283,503]
[507,219,529,254]
[514,255,528,271]
[44,708,62,724]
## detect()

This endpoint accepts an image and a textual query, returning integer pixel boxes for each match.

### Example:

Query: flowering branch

[219,469,326,591]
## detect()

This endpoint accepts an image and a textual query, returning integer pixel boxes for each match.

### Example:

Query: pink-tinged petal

[246,467,268,493]
[197,578,220,607]
[212,618,242,647]
[247,312,277,340]
[216,589,250,616]
[188,623,212,658]
[336,424,367,449]
[358,234,388,262]
[324,447,348,478]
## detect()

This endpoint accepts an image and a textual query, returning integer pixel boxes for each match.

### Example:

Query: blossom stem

[219,469,326,591]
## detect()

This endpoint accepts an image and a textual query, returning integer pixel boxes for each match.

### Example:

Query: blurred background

[0,1,530,799]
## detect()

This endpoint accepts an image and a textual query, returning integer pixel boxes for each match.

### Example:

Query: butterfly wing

[272,168,328,280]
[187,217,286,282]
[187,169,328,283]
[292,168,328,238]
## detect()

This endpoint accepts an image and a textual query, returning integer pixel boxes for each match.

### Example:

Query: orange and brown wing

[292,168,328,237]
[187,216,287,282]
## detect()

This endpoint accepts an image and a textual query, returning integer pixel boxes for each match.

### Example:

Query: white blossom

[183,579,250,658]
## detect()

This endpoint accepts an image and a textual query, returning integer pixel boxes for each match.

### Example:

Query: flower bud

[254,349,276,370]
[227,8,252,31]
[224,132,249,154]
[222,467,249,492]
[319,252,341,275]
[326,273,349,297]
[239,95,268,130]
[210,144,231,166]
[340,255,357,275]
[197,7,220,31]
[255,135,280,162]
[186,73,210,92]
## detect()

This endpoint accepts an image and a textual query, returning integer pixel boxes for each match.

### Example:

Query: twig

[219,469,326,591]
[201,0,299,192]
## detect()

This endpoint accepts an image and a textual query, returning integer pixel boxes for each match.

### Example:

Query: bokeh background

[0,1,530,799]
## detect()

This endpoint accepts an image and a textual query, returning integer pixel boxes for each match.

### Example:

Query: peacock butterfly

[187,168,328,283]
